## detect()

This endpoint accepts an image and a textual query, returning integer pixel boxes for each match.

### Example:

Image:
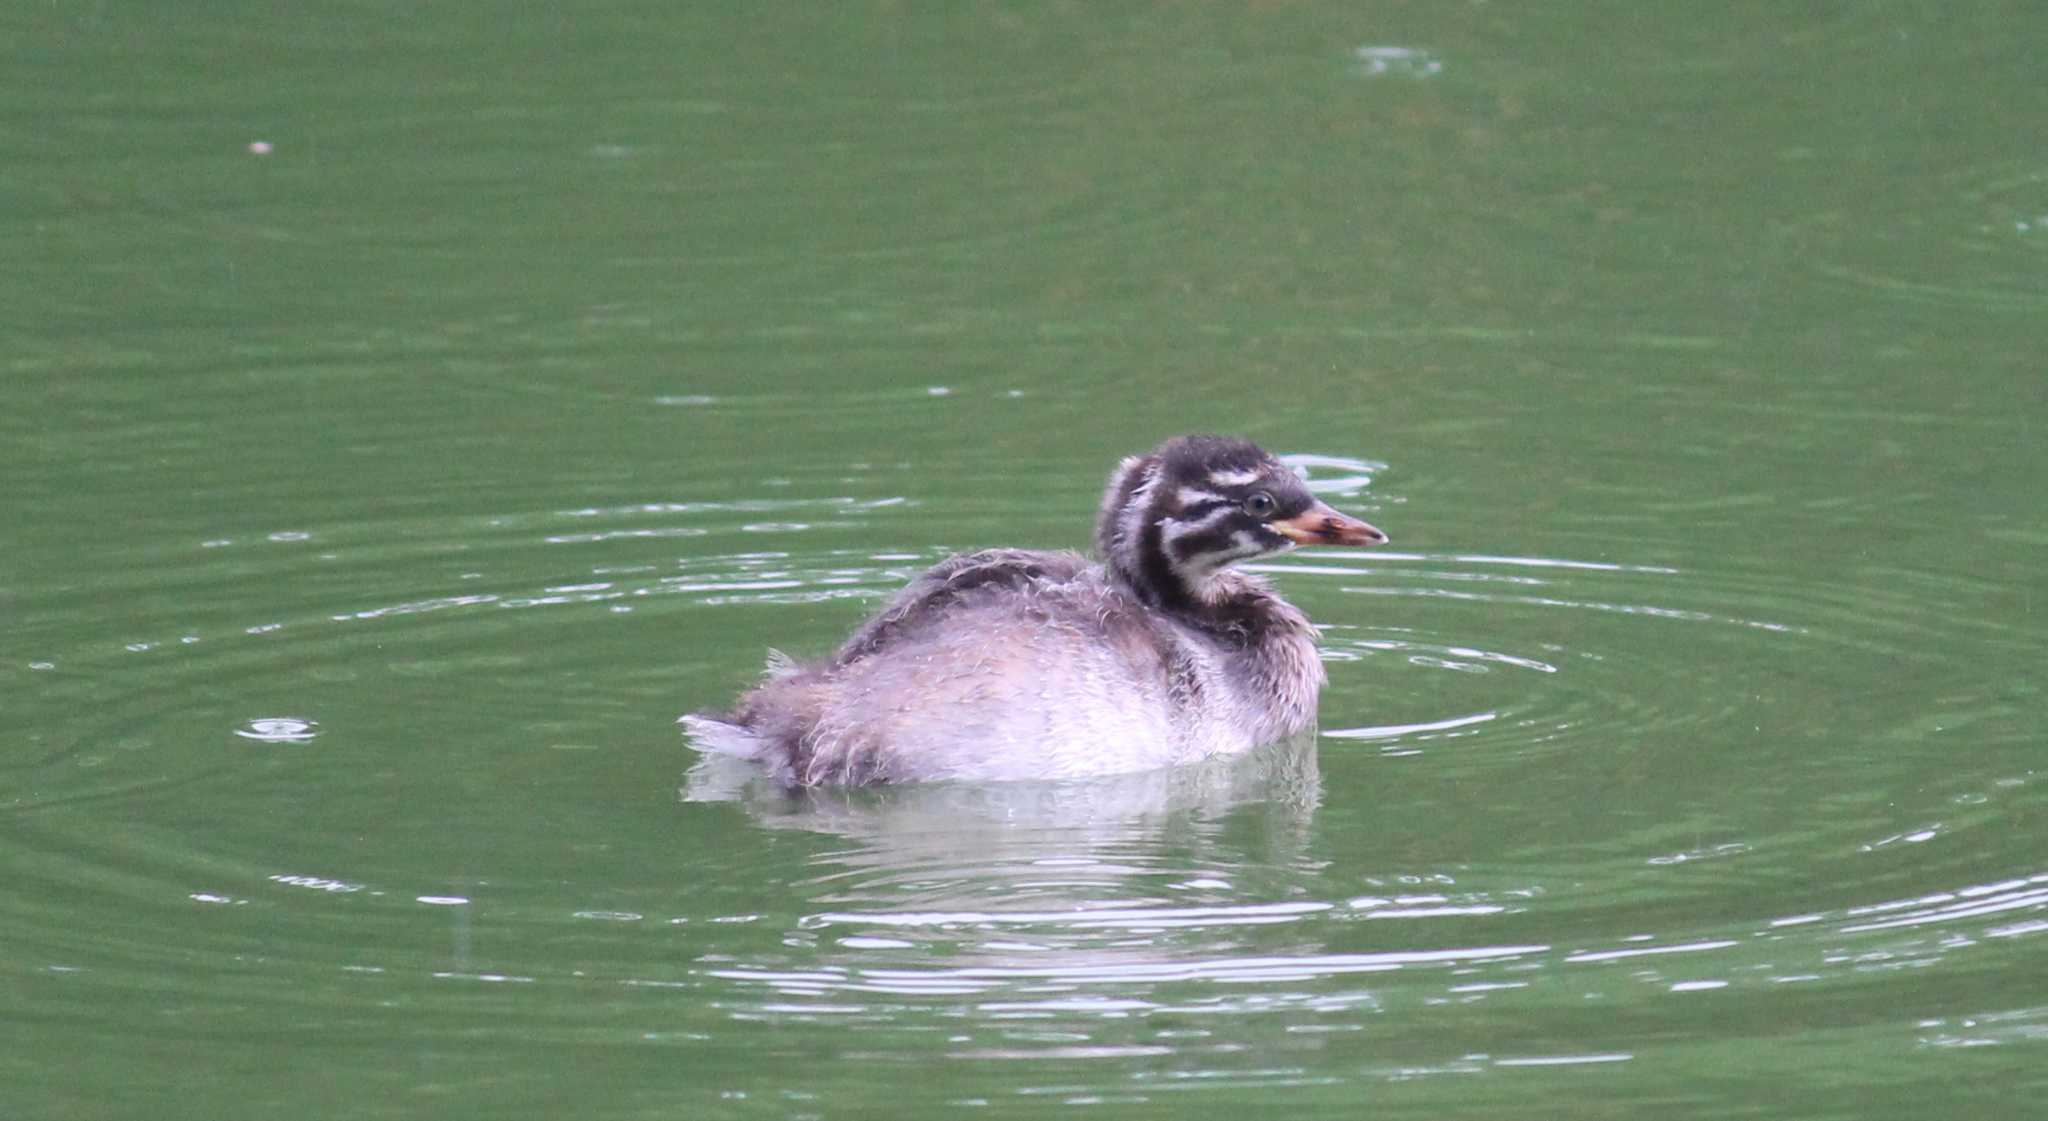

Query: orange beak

[1271,500,1389,547]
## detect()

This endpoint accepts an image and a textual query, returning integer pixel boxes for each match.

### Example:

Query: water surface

[6,3,2046,1118]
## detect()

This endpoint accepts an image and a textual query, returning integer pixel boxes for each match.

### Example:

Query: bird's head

[1095,434,1387,607]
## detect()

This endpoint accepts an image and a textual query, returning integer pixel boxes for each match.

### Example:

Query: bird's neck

[1098,454,1210,614]
[1108,557,1326,735]
[1107,552,1284,638]
[1109,525,1201,614]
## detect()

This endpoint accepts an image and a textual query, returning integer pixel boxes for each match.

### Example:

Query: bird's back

[685,549,1249,784]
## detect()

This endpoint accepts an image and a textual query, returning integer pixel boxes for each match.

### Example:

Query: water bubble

[1353,46,1443,78]
[234,717,319,744]
[270,874,362,893]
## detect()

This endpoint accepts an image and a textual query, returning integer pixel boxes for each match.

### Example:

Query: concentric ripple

[7,454,2045,1107]
[647,511,2047,1094]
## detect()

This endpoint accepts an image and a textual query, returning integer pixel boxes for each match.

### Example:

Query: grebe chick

[682,434,1388,786]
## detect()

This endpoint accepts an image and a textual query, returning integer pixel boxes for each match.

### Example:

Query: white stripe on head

[1233,528,1284,558]
[1216,528,1273,562]
[1176,486,1227,507]
[1178,528,1277,576]
[1207,467,1263,488]
[1116,458,1162,557]
[1157,502,1235,548]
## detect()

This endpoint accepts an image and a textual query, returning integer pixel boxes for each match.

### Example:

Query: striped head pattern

[1094,435,1387,608]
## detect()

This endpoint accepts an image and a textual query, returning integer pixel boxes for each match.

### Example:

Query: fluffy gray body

[682,435,1387,786]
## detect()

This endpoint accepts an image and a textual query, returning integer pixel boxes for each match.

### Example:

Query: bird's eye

[1242,491,1276,518]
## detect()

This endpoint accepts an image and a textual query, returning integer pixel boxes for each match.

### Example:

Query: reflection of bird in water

[683,734,1325,955]
[679,741,1335,1012]
[682,435,1387,786]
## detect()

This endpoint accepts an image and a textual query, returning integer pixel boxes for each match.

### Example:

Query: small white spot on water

[234,717,319,744]
[270,874,360,893]
[418,895,469,906]
[1352,45,1443,78]
[1648,841,1750,866]
[1861,825,1943,851]
[267,530,310,543]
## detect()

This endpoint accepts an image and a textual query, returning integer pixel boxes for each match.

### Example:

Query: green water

[7,3,2046,1117]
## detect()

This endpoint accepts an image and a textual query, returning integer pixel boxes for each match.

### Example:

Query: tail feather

[679,713,768,760]
[680,650,824,787]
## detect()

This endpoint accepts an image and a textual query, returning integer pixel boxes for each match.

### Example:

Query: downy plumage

[681,434,1388,785]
